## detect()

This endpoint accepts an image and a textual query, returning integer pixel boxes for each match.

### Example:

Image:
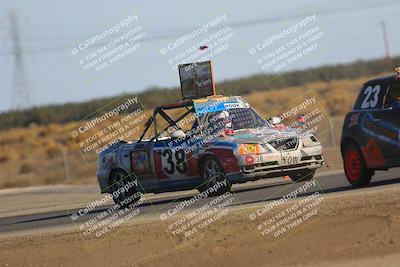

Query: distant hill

[0,56,399,129]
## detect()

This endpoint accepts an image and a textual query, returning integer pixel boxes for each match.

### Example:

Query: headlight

[239,144,261,155]
[302,135,319,147]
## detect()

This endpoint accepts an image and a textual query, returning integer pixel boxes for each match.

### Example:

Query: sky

[0,0,399,112]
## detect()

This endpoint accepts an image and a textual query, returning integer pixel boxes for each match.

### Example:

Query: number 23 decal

[162,149,187,175]
[361,85,381,109]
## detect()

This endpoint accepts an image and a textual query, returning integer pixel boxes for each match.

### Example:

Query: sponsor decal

[224,102,250,109]
[297,114,306,125]
[131,151,148,174]
[361,139,385,168]
[348,113,360,127]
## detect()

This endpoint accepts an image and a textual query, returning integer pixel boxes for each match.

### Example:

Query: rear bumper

[227,156,324,183]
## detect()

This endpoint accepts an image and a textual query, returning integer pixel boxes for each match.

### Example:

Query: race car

[96,95,324,206]
[341,69,400,186]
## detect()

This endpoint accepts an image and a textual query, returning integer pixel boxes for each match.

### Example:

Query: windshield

[197,107,269,131]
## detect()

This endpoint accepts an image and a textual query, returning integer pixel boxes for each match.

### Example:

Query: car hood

[218,127,302,144]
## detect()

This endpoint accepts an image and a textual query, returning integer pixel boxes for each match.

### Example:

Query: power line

[0,0,399,56]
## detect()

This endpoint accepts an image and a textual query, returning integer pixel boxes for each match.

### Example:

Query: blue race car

[341,69,400,186]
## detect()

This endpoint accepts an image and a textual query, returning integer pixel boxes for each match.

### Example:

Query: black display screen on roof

[178,61,215,99]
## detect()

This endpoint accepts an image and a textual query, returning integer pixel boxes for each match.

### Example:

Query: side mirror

[269,117,282,125]
[170,129,186,139]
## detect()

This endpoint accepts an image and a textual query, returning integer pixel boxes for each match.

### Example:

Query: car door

[372,82,400,167]
[355,81,388,168]
[129,141,158,191]
[152,134,201,192]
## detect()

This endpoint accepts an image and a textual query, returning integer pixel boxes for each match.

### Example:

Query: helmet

[215,110,231,127]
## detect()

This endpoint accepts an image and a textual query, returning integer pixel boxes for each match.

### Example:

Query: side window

[156,108,196,139]
[384,84,400,109]
[355,84,385,110]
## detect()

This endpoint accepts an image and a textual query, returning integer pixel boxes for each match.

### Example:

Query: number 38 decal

[161,149,187,175]
[361,85,381,109]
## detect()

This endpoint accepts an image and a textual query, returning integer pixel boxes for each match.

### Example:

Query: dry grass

[0,74,383,189]
[0,124,95,189]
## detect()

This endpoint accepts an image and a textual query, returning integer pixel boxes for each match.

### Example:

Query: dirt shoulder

[1,182,399,267]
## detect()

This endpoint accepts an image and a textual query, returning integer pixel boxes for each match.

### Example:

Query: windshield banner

[194,96,250,115]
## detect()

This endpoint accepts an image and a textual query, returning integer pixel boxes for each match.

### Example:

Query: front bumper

[227,155,323,183]
[228,145,324,183]
[240,155,323,178]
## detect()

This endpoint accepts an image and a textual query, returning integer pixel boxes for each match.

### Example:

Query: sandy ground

[1,181,399,267]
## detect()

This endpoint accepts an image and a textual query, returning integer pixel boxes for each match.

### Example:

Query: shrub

[19,162,34,174]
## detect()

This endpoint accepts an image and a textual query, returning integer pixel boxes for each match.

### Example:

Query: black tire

[343,143,373,186]
[289,169,316,182]
[110,170,141,208]
[198,157,231,197]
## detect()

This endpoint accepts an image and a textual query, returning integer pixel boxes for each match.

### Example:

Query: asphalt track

[1,169,400,236]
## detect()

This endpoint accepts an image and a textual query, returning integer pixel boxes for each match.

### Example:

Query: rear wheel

[289,169,316,182]
[343,143,373,186]
[110,170,141,208]
[198,157,231,197]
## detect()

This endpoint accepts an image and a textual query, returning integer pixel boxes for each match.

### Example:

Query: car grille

[269,138,299,151]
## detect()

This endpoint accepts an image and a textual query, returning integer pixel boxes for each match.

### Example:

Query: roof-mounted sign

[178,61,216,99]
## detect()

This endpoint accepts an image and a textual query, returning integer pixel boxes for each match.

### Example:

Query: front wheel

[343,143,373,186]
[289,169,316,182]
[198,157,231,197]
[110,170,141,208]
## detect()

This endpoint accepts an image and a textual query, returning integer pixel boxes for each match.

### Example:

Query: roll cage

[138,99,195,142]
